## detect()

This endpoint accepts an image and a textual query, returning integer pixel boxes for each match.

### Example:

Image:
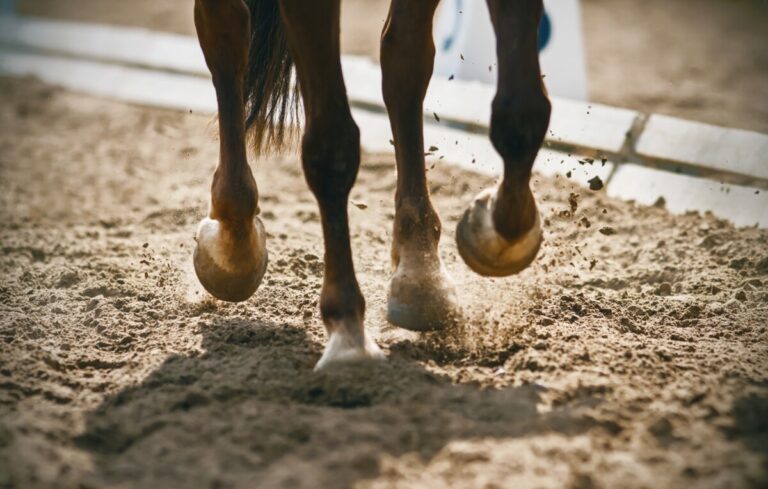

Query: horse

[192,0,551,370]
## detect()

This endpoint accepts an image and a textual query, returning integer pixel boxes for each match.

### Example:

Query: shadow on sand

[73,315,609,488]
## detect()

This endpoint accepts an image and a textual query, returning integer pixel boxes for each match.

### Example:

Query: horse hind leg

[279,0,383,369]
[192,0,268,302]
[456,0,551,277]
[380,0,462,332]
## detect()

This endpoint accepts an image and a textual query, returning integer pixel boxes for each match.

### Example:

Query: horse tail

[243,0,300,155]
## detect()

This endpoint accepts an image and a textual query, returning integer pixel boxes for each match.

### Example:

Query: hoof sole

[456,188,542,277]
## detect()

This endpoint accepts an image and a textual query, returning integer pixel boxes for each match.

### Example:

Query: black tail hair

[243,0,300,155]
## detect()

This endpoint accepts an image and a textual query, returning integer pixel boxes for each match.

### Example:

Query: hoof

[387,260,461,331]
[456,188,542,277]
[314,324,385,371]
[193,216,268,302]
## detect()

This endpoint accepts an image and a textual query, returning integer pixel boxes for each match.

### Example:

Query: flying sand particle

[588,176,604,191]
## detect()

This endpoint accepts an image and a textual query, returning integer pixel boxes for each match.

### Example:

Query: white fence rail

[1,15,766,227]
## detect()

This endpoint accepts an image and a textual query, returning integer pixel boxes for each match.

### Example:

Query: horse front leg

[192,0,268,302]
[279,0,384,370]
[381,0,462,331]
[456,0,551,277]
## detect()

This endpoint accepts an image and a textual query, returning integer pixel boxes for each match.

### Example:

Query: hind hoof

[314,324,385,371]
[456,188,542,277]
[193,216,268,302]
[387,260,461,331]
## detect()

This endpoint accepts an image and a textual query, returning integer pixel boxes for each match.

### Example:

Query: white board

[433,0,588,101]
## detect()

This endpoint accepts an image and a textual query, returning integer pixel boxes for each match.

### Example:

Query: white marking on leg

[314,326,385,371]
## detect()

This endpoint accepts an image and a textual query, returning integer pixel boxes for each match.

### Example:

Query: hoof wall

[193,217,268,302]
[387,261,462,332]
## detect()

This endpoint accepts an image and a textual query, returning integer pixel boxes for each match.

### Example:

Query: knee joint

[302,116,361,203]
[194,0,250,78]
[381,23,434,57]
[380,21,435,104]
[489,95,551,162]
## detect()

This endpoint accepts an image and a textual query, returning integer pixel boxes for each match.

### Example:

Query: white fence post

[433,0,588,101]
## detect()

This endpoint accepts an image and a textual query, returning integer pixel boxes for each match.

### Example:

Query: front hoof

[314,324,385,371]
[456,188,542,277]
[387,262,462,332]
[193,216,268,302]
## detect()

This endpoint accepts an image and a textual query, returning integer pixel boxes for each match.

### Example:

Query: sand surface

[1,77,767,488]
[14,0,768,133]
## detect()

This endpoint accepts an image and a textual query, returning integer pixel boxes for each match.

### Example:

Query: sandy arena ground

[1,71,767,489]
[14,0,768,134]
[2,1,768,487]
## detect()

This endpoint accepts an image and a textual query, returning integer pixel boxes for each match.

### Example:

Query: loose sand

[1,77,767,488]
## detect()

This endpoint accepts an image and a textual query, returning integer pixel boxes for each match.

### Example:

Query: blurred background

[13,0,768,133]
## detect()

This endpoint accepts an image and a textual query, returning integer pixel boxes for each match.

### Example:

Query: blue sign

[538,10,552,51]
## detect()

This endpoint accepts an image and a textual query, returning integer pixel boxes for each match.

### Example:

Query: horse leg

[381,0,461,331]
[192,0,268,301]
[279,0,384,369]
[456,0,551,277]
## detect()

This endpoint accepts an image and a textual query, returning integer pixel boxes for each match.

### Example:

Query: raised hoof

[387,261,461,332]
[456,188,542,277]
[193,216,268,302]
[314,324,385,371]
